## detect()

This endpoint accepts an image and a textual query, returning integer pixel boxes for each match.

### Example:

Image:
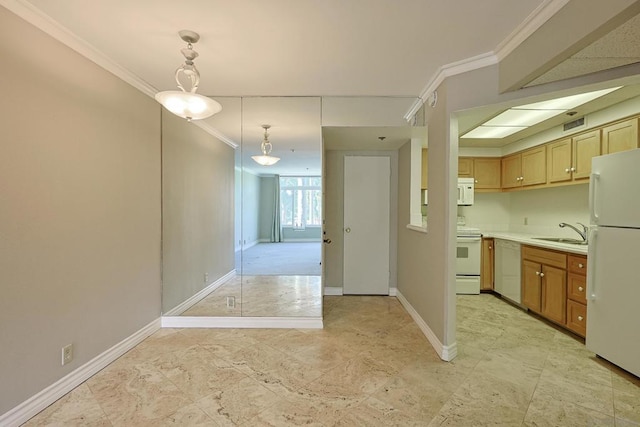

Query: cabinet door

[522,260,541,312]
[421,149,428,189]
[481,238,494,290]
[501,154,521,189]
[521,145,547,186]
[572,130,601,180]
[458,157,474,178]
[541,264,567,324]
[547,138,572,183]
[602,118,639,155]
[473,158,501,190]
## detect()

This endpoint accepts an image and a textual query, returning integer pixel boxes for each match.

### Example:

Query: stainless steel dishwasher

[494,239,522,305]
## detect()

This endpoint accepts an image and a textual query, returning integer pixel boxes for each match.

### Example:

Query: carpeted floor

[236,242,321,276]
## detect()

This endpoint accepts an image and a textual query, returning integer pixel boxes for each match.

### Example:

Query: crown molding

[193,121,239,149]
[404,52,499,121]
[494,0,571,61]
[1,0,238,148]
[404,0,569,122]
[1,0,157,98]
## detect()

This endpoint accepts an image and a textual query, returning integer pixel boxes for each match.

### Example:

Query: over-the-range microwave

[422,178,474,206]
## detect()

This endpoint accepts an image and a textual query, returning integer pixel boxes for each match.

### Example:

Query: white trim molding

[404,0,569,122]
[396,290,457,361]
[162,270,236,316]
[0,0,239,149]
[161,316,323,329]
[0,318,161,427]
[324,287,343,296]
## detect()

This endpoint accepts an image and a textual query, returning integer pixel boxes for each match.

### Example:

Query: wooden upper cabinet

[602,117,639,155]
[521,146,546,186]
[421,149,428,189]
[548,131,601,184]
[458,157,474,178]
[547,138,573,184]
[473,158,501,190]
[501,153,522,189]
[572,130,601,180]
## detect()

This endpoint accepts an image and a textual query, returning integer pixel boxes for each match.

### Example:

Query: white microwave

[457,178,474,206]
[421,178,474,206]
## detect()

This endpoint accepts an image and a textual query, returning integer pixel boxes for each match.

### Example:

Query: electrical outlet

[61,344,73,366]
[204,272,209,283]
[226,296,236,308]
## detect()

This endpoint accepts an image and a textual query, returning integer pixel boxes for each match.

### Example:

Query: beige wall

[161,111,235,313]
[324,150,399,290]
[0,8,161,415]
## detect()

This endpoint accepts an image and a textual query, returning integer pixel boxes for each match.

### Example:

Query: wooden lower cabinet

[481,238,494,290]
[522,245,578,332]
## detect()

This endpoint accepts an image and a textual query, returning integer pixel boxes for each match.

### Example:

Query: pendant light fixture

[252,125,280,166]
[155,30,222,121]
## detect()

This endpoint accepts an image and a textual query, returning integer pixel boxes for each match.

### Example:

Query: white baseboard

[163,270,235,316]
[324,287,397,296]
[0,318,161,427]
[161,316,323,329]
[396,290,457,362]
[282,238,321,242]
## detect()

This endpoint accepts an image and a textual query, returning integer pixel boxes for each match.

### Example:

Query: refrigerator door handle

[587,228,597,300]
[590,172,600,223]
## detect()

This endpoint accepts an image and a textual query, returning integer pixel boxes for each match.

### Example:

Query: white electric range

[456,226,482,294]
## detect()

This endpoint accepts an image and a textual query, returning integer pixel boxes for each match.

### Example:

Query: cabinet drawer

[568,273,587,305]
[568,254,587,276]
[566,300,587,337]
[522,245,567,269]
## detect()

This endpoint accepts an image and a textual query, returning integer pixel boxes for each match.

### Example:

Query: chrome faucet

[559,222,588,243]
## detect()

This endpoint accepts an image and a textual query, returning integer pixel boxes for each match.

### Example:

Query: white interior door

[343,156,390,295]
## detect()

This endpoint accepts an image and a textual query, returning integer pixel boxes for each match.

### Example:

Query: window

[280,176,321,229]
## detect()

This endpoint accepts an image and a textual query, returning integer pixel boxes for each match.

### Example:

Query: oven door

[456,236,481,275]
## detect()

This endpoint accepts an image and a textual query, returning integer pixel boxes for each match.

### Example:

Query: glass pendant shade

[251,154,280,166]
[155,91,221,121]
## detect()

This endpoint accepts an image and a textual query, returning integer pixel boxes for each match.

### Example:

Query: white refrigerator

[586,148,640,377]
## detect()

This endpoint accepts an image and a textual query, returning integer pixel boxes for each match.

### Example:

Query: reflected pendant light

[252,125,280,166]
[155,30,222,121]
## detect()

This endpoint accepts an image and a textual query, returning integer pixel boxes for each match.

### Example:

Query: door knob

[345,227,351,233]
[323,238,332,244]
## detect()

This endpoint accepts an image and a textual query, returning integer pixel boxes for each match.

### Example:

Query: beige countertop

[482,231,588,255]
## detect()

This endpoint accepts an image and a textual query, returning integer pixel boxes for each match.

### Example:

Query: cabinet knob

[565,168,570,173]
[571,167,576,172]
[539,272,545,278]
[535,271,540,276]
[578,263,584,268]
[578,315,584,321]
[475,179,478,183]
[489,245,492,250]
[578,286,584,292]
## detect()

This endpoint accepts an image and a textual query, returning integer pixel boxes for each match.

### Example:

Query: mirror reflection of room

[181,96,323,318]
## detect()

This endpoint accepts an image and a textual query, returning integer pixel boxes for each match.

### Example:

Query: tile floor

[24,294,640,426]
[181,275,322,317]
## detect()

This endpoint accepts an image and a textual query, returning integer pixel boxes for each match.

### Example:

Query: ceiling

[7,0,640,173]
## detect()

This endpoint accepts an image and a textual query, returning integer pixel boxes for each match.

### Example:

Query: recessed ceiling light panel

[461,126,527,139]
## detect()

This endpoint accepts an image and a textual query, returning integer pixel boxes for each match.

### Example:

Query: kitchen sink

[533,237,588,245]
